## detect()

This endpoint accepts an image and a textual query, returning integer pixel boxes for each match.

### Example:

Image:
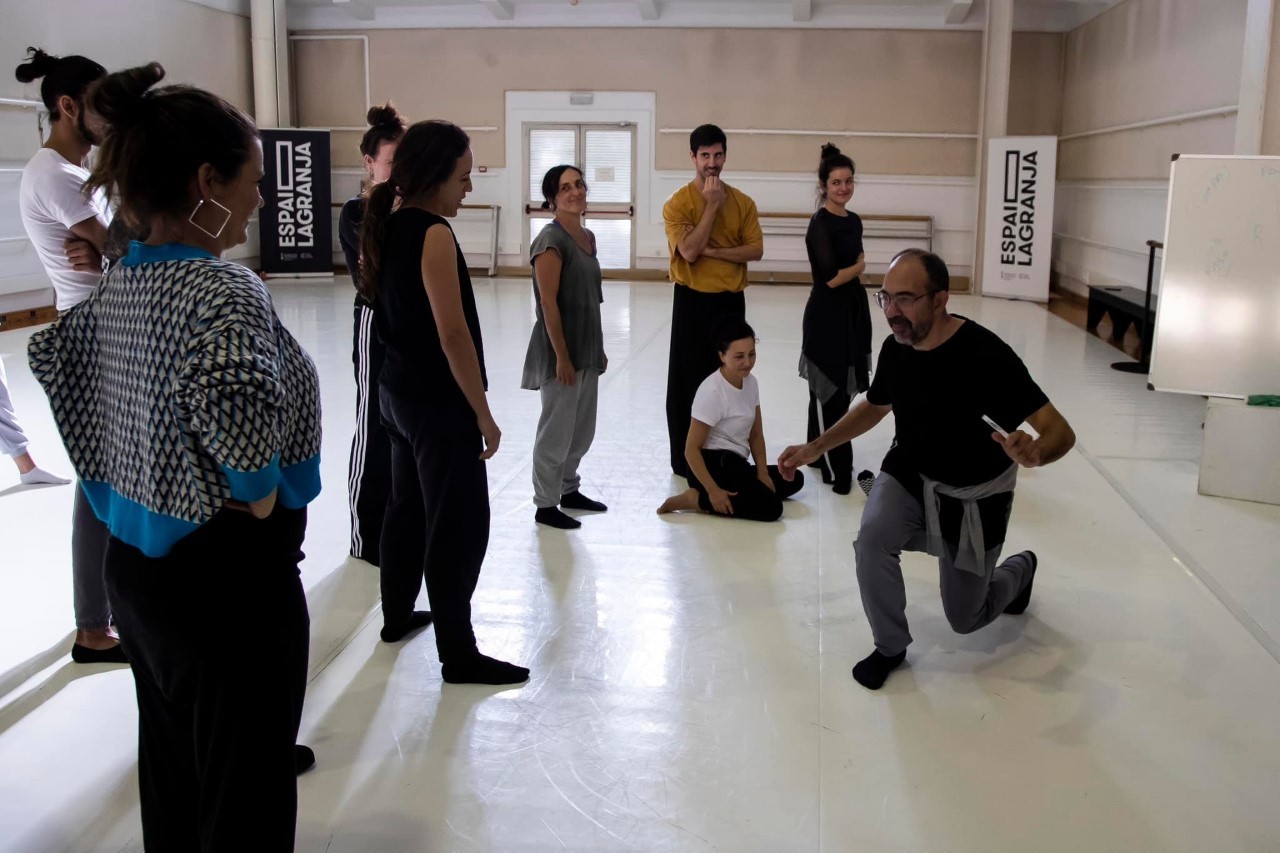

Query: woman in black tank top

[358,120,528,686]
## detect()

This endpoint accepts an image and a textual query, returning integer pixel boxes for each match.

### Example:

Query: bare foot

[76,629,121,651]
[657,488,701,515]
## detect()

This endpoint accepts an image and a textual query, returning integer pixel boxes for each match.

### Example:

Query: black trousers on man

[379,389,486,662]
[105,506,310,852]
[665,285,746,477]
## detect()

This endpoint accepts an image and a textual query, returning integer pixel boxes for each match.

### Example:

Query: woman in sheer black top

[799,144,873,495]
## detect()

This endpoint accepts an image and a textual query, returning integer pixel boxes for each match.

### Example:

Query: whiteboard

[1150,155,1280,397]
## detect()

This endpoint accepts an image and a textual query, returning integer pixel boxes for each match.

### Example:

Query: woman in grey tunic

[522,165,608,529]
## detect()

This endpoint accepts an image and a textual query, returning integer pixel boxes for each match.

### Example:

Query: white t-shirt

[19,147,112,310]
[690,370,760,460]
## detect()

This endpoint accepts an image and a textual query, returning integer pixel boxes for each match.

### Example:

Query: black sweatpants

[807,389,853,487]
[104,506,310,852]
[379,389,486,663]
[689,449,805,521]
[666,285,746,477]
[349,300,391,565]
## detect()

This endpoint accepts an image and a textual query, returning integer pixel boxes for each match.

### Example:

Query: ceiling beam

[793,0,812,23]
[479,0,514,20]
[637,0,660,21]
[333,0,374,21]
[945,0,973,24]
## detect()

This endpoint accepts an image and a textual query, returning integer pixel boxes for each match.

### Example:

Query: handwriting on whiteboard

[1194,168,1229,208]
[1205,239,1231,277]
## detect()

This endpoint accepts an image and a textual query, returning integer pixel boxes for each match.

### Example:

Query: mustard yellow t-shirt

[663,181,764,294]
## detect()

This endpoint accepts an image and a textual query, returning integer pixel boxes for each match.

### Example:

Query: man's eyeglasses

[874,289,932,310]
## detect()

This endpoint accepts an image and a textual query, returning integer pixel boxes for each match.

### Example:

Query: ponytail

[359,180,396,301]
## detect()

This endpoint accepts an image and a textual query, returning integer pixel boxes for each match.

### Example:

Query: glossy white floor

[1,277,1278,852]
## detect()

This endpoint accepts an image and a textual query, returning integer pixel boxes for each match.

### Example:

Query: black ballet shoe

[71,643,129,665]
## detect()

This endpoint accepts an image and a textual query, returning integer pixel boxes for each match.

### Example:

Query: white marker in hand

[982,414,1009,439]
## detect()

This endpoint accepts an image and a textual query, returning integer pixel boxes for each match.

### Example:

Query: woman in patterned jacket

[29,64,320,851]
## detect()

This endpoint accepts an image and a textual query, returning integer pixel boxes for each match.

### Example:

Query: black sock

[1003,551,1038,615]
[560,490,607,512]
[535,506,581,529]
[852,649,906,690]
[294,744,316,775]
[380,610,433,643]
[442,654,530,685]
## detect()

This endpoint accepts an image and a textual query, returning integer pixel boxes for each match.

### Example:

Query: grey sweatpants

[854,473,1034,656]
[532,369,599,508]
[73,485,112,631]
[0,355,30,458]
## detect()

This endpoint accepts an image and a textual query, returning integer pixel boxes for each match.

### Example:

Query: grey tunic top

[521,221,605,390]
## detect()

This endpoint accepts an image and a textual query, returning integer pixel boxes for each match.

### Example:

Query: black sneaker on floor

[71,643,129,665]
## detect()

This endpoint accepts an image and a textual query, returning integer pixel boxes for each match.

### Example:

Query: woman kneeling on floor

[658,320,804,520]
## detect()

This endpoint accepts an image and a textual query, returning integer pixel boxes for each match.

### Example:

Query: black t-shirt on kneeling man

[866,316,1050,499]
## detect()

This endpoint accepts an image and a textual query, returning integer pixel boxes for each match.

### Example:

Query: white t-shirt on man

[690,370,760,460]
[19,147,112,310]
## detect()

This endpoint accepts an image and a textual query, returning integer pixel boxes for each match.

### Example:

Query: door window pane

[528,129,577,203]
[583,130,632,204]
[585,218,631,270]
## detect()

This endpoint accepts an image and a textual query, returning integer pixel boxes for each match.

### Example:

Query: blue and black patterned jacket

[29,241,322,557]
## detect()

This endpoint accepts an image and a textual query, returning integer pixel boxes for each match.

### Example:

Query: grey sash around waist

[920,462,1018,576]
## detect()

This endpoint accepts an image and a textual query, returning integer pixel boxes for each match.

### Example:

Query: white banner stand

[981,135,1058,302]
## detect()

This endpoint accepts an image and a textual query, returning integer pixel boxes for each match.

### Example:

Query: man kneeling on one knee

[779,248,1076,690]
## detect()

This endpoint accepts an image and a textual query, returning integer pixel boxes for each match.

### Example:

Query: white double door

[524,123,636,270]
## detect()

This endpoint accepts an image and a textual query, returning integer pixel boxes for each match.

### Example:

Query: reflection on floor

[0,278,1277,852]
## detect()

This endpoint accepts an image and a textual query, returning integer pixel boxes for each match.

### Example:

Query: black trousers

[689,449,805,521]
[104,506,310,853]
[379,389,486,663]
[665,286,747,476]
[807,389,854,486]
[349,301,391,566]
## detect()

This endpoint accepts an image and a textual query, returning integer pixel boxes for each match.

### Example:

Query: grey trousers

[73,485,113,631]
[854,473,1034,656]
[532,369,599,508]
[0,355,31,458]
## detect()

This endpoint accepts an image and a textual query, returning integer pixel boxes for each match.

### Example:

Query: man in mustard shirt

[663,124,764,477]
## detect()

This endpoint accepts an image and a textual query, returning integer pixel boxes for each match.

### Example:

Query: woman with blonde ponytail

[28,63,322,849]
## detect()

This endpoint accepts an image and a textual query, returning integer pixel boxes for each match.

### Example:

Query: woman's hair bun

[820,142,843,161]
[13,47,56,84]
[89,62,166,124]
[367,102,405,132]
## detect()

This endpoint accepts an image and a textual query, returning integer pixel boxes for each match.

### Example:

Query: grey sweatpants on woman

[532,369,599,509]
[854,473,1034,656]
[73,485,112,631]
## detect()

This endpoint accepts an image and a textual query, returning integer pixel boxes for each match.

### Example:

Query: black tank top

[374,208,487,407]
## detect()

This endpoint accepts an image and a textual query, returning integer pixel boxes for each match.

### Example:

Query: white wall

[1052,180,1169,297]
[0,0,253,313]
